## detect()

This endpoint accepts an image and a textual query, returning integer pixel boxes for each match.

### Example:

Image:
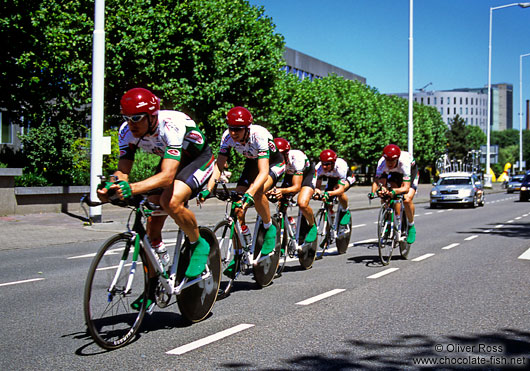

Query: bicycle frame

[82,196,212,305]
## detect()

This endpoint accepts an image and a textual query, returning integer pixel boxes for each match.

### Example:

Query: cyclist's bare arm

[204,154,228,194]
[128,157,179,195]
[326,183,346,198]
[272,174,302,197]
[389,181,411,196]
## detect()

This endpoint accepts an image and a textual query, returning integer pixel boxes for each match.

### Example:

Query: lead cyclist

[369,144,418,244]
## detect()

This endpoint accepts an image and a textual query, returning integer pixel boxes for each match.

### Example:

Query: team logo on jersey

[187,131,204,144]
[119,150,126,157]
[167,149,180,157]
[258,150,268,157]
[268,141,277,152]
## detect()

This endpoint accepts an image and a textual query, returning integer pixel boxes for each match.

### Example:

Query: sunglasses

[322,162,334,166]
[228,126,246,132]
[123,114,147,123]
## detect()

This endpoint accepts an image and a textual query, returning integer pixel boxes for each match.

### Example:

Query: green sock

[185,236,210,278]
[223,259,236,278]
[340,209,351,225]
[407,224,416,244]
[305,224,318,243]
[261,224,277,255]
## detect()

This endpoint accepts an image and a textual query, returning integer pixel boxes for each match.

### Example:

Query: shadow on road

[218,328,530,370]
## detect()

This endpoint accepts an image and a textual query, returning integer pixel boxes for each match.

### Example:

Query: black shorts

[281,162,315,190]
[237,150,286,189]
[156,145,215,198]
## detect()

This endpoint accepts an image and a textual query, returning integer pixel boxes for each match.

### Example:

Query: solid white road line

[166,324,255,355]
[442,243,460,250]
[518,248,530,260]
[367,268,399,279]
[296,288,346,306]
[0,278,45,287]
[464,235,478,241]
[495,224,504,228]
[412,253,435,262]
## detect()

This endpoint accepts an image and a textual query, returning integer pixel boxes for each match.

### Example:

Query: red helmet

[319,149,337,163]
[383,144,401,160]
[226,106,253,127]
[274,138,291,153]
[120,88,160,116]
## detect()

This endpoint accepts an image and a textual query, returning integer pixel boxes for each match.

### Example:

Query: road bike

[269,194,317,275]
[313,194,352,257]
[81,192,221,350]
[369,186,411,265]
[211,181,281,298]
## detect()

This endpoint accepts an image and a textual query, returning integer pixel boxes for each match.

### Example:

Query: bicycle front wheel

[377,208,394,266]
[213,220,236,298]
[84,233,148,350]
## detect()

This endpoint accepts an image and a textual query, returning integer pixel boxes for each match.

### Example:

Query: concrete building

[394,83,513,134]
[283,47,366,83]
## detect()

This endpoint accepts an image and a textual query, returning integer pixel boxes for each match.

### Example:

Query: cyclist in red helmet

[97,88,215,309]
[268,138,318,245]
[314,149,355,226]
[370,144,418,244]
[200,106,285,276]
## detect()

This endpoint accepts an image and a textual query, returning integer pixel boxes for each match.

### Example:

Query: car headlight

[431,190,437,196]
[522,186,528,191]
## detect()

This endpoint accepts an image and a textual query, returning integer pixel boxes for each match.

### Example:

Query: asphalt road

[1,190,529,370]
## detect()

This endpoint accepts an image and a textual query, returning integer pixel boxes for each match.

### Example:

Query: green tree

[1,0,284,184]
[446,115,485,160]
[267,73,447,173]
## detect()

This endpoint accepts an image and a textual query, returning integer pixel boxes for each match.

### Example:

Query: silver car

[506,174,525,193]
[430,172,485,208]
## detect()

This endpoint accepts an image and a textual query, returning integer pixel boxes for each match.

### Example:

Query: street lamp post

[486,2,530,187]
[520,53,530,172]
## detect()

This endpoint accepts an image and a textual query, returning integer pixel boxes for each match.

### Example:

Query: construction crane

[416,82,432,92]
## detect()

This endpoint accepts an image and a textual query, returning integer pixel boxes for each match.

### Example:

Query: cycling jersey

[118,110,207,162]
[375,151,419,190]
[285,149,311,175]
[281,149,315,189]
[118,110,213,196]
[219,124,276,159]
[314,158,355,187]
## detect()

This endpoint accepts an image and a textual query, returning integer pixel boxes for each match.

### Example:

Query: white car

[430,172,485,208]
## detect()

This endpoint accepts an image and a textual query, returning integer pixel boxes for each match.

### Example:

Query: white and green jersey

[285,149,311,176]
[118,110,208,162]
[218,124,277,159]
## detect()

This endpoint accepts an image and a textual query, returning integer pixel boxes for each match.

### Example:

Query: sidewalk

[0,183,505,251]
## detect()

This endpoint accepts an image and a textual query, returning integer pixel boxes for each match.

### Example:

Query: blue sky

[248,0,530,129]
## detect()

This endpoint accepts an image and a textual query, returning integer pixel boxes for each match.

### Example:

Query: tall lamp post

[486,2,530,187]
[520,52,530,172]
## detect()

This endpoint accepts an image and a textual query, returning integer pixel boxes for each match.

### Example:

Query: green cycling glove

[115,180,132,199]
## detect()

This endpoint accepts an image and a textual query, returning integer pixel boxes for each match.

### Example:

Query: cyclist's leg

[298,186,317,243]
[162,150,215,278]
[404,186,417,244]
[255,174,277,255]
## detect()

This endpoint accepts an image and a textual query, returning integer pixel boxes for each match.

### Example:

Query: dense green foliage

[446,115,486,160]
[266,74,447,170]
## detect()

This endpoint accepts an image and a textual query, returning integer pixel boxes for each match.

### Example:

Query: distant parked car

[506,174,525,193]
[519,172,530,201]
[430,172,485,208]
